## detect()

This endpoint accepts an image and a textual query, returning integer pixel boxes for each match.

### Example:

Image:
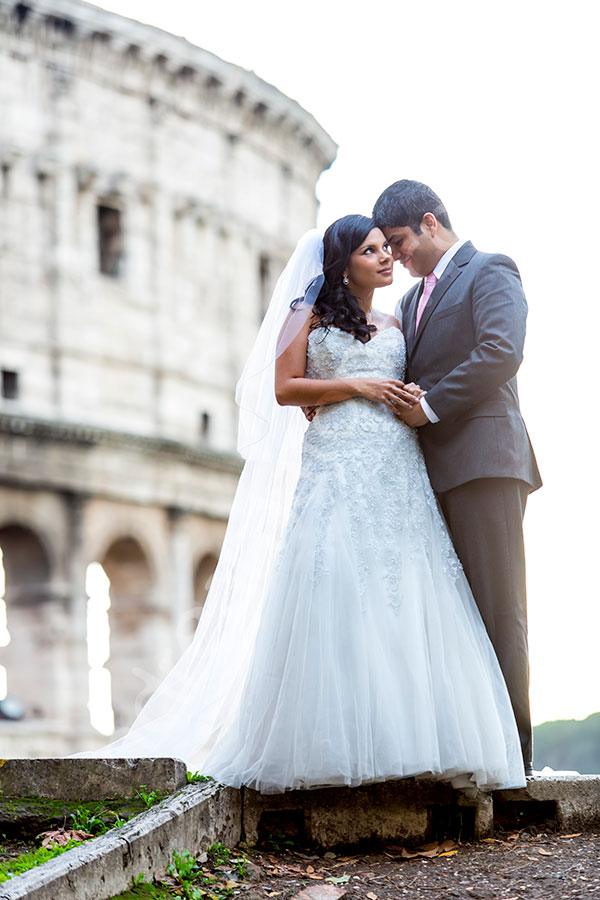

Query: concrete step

[0,757,187,801]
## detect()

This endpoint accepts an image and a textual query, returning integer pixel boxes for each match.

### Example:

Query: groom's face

[383,223,439,278]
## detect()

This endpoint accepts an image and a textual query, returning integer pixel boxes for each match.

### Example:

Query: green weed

[133,786,167,809]
[186,771,214,784]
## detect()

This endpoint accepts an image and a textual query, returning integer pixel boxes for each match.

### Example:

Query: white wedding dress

[200,325,525,793]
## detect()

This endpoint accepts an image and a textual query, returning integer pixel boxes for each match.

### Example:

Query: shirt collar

[432,238,468,280]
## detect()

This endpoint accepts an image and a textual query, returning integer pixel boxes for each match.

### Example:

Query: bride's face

[345,228,394,293]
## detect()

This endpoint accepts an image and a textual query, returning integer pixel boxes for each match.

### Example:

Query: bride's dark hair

[312,214,377,343]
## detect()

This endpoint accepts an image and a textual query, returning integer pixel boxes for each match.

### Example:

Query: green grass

[0,841,81,883]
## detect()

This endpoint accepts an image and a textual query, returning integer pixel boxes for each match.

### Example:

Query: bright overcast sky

[99,0,599,727]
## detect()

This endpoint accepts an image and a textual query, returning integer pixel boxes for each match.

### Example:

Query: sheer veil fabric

[72,230,325,765]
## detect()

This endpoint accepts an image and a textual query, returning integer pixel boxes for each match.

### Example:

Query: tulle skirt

[201,457,525,793]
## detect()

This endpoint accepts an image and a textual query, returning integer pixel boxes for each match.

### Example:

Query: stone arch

[0,522,53,602]
[0,523,62,719]
[97,535,164,730]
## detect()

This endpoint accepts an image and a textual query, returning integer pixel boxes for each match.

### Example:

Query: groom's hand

[302,406,317,421]
[397,401,429,428]
[404,382,426,399]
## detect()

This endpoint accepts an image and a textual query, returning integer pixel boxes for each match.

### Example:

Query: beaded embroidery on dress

[203,326,525,793]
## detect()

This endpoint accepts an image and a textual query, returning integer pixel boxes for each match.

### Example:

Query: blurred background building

[0,0,335,755]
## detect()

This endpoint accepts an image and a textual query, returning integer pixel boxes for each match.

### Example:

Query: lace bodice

[285,325,461,604]
[305,326,407,438]
[307,325,406,380]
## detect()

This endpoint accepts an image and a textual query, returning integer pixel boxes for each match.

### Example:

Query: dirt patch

[238,830,600,899]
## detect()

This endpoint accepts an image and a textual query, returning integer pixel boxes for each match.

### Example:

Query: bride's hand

[353,378,417,412]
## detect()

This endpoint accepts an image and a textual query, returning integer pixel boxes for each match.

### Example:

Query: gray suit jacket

[398,241,542,494]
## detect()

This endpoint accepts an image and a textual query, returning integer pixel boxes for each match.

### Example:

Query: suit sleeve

[423,255,527,423]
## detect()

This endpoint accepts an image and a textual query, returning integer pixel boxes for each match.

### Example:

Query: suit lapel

[411,241,477,353]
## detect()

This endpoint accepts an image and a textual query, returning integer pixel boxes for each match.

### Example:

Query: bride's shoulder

[375,311,402,332]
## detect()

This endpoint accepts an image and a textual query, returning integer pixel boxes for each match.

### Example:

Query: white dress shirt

[410,239,468,424]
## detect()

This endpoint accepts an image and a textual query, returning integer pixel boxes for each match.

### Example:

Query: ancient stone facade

[0,0,336,755]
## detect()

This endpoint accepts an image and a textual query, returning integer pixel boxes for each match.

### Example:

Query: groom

[373,180,541,775]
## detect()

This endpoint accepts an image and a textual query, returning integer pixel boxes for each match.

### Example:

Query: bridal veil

[73,230,324,765]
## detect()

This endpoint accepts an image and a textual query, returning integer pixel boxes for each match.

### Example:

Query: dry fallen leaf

[439,840,458,852]
[538,848,553,856]
[367,893,378,900]
[38,829,94,848]
[385,839,459,860]
[306,865,315,873]
[561,833,582,839]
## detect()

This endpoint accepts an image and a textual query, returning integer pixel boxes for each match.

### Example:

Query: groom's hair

[373,180,453,234]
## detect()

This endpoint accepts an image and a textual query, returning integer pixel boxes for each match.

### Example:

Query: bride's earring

[342,274,349,286]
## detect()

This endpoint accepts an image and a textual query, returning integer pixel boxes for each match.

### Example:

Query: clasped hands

[302,378,430,427]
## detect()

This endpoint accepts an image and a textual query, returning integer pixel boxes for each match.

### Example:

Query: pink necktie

[415,272,438,333]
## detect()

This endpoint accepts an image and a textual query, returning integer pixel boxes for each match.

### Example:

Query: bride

[76,215,525,793]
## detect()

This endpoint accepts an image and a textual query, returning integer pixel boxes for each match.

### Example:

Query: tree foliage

[533,712,600,773]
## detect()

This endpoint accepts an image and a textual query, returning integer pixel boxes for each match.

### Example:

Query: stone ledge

[0,757,187,801]
[242,778,494,849]
[0,780,242,900]
[0,412,243,475]
[242,775,600,849]
[495,774,600,832]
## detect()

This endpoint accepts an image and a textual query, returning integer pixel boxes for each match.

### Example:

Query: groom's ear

[421,213,438,236]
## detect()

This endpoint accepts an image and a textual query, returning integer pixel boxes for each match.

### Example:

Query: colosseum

[0,0,336,755]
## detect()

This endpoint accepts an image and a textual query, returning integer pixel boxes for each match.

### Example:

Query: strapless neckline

[308,325,403,346]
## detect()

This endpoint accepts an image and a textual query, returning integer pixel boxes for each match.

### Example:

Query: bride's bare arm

[275,319,416,412]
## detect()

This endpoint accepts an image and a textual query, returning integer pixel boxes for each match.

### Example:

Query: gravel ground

[239,830,600,899]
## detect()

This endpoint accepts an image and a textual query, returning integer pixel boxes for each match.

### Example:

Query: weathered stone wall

[0,0,336,755]
[0,0,335,447]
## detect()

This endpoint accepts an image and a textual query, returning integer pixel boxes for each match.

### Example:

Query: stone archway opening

[0,547,9,704]
[0,524,53,719]
[100,536,159,731]
[85,561,114,736]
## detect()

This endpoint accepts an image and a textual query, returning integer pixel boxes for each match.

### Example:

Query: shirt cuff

[420,397,440,423]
